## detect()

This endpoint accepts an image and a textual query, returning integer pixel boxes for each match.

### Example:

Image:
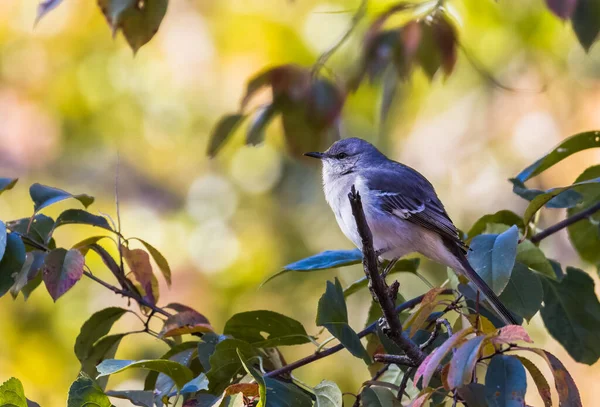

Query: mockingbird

[305,137,517,325]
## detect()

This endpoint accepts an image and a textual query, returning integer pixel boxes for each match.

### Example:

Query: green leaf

[98,0,168,53]
[207,114,246,157]
[247,104,278,145]
[525,349,582,407]
[10,251,45,299]
[498,263,543,321]
[344,259,419,297]
[224,310,310,348]
[42,248,85,301]
[142,342,198,391]
[206,339,259,393]
[237,350,313,407]
[457,383,487,407]
[0,221,6,263]
[573,0,600,51]
[105,390,153,407]
[0,178,18,195]
[96,359,194,389]
[197,333,221,371]
[515,239,555,279]
[484,355,527,406]
[540,267,600,364]
[155,347,196,399]
[53,209,113,234]
[29,183,94,213]
[0,377,27,407]
[67,372,112,407]
[75,307,128,362]
[82,334,126,390]
[314,380,342,407]
[447,336,486,389]
[466,211,524,241]
[7,215,55,246]
[129,238,171,285]
[316,278,370,364]
[515,356,551,407]
[0,233,26,298]
[263,249,362,286]
[467,225,519,295]
[72,236,112,256]
[510,178,582,209]
[521,177,600,227]
[361,387,402,407]
[567,165,600,266]
[122,246,159,305]
[179,374,209,395]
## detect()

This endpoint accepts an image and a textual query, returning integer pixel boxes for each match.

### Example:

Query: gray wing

[364,165,467,252]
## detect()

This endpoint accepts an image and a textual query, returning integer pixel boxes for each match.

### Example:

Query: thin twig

[264,289,452,378]
[373,354,418,367]
[530,201,600,244]
[397,366,414,400]
[348,186,428,366]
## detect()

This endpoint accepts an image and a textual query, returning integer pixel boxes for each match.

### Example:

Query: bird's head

[305,138,384,179]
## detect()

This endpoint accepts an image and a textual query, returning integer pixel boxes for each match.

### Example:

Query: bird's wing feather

[364,166,467,252]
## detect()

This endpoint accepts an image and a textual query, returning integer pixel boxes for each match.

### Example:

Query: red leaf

[42,248,84,301]
[545,0,577,19]
[432,14,458,76]
[490,325,533,345]
[160,304,213,337]
[241,65,311,109]
[407,287,446,337]
[224,383,260,398]
[447,335,486,389]
[122,246,158,305]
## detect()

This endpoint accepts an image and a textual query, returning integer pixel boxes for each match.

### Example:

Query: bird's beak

[304,152,325,159]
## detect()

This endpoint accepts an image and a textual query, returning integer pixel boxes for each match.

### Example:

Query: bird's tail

[455,253,518,326]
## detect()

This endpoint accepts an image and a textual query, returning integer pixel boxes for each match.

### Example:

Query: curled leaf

[160,304,213,337]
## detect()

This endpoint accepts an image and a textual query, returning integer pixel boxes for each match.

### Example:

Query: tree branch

[530,201,600,244]
[264,289,452,378]
[347,186,428,365]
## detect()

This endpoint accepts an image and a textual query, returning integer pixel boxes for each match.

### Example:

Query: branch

[530,201,600,244]
[347,186,428,365]
[373,354,417,367]
[264,289,452,378]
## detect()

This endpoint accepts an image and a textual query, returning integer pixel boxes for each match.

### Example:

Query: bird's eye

[336,152,348,159]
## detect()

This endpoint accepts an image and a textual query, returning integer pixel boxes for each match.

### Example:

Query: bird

[305,137,517,326]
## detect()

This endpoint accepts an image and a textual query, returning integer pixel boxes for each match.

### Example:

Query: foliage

[5,0,600,406]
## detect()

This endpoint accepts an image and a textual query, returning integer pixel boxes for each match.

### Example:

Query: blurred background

[0,0,599,405]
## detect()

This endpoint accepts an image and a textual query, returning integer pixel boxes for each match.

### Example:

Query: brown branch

[530,201,600,244]
[373,354,418,367]
[347,186,428,366]
[264,289,452,378]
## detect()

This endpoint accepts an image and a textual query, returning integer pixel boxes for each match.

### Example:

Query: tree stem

[530,201,600,244]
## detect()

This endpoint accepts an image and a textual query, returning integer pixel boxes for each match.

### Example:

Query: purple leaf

[42,248,84,301]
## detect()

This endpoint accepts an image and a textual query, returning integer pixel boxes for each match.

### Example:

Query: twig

[530,201,600,244]
[373,354,418,367]
[348,186,428,366]
[312,0,368,75]
[264,289,452,378]
[397,366,414,400]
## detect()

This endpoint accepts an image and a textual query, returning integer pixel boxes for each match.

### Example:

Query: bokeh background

[0,0,599,405]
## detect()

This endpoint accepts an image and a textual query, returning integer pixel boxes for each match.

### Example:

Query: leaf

[522,177,600,227]
[446,335,486,390]
[247,104,278,146]
[35,0,66,24]
[224,310,310,348]
[520,348,582,407]
[515,240,555,279]
[314,380,342,407]
[467,225,519,295]
[179,374,209,394]
[207,114,246,158]
[417,21,442,79]
[0,221,5,262]
[105,390,154,407]
[432,13,458,76]
[42,248,84,301]
[510,178,583,209]
[81,334,126,390]
[72,236,113,256]
[197,333,221,371]
[122,246,158,305]
[0,178,18,195]
[29,183,94,213]
[414,327,474,388]
[540,267,600,364]
[457,383,487,407]
[406,287,447,337]
[67,372,112,407]
[224,383,260,398]
[515,356,551,407]
[490,325,533,346]
[515,131,600,182]
[6,215,55,247]
[545,0,577,19]
[344,258,419,297]
[96,359,194,389]
[131,237,172,285]
[53,209,113,234]
[0,377,27,407]
[498,263,543,321]
[407,389,434,407]
[484,355,527,406]
[573,0,600,51]
[75,307,128,362]
[150,346,196,399]
[466,211,524,241]
[316,278,370,364]
[361,387,402,407]
[159,304,213,337]
[0,233,26,298]
[10,252,39,298]
[567,165,600,266]
[206,339,258,393]
[263,249,362,286]
[306,78,345,131]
